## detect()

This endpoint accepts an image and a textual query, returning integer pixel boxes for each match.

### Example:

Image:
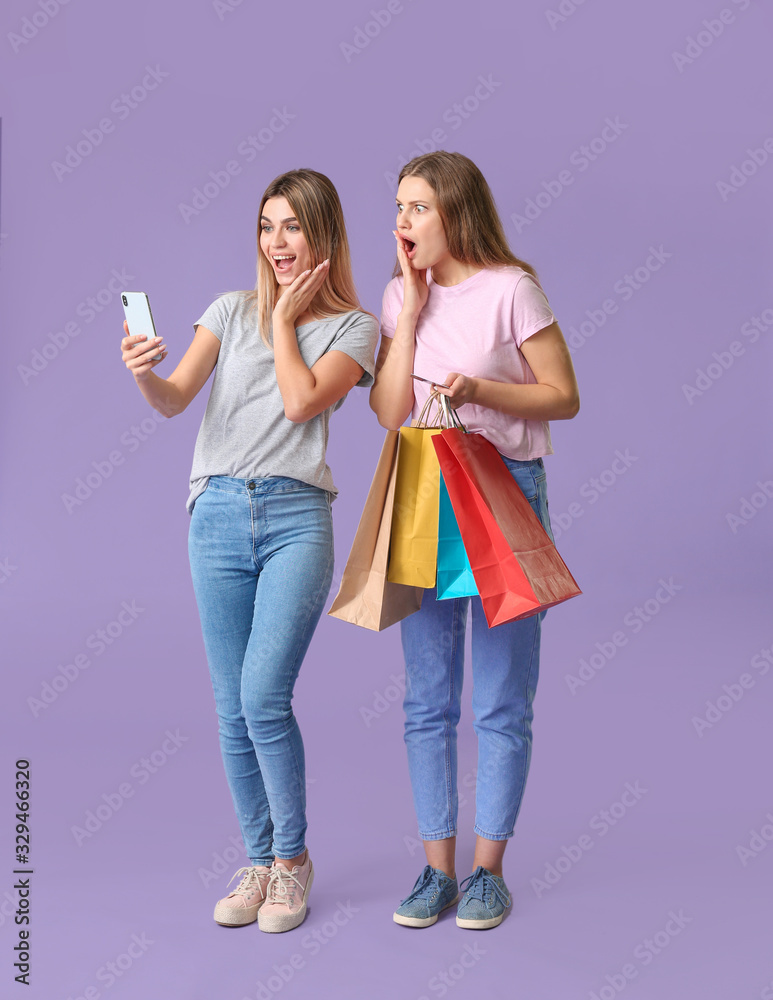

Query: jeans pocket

[507,465,539,504]
[188,480,210,516]
[270,477,323,494]
[501,458,554,540]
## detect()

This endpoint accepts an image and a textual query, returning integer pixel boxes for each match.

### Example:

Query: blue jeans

[188,475,334,863]
[400,456,554,842]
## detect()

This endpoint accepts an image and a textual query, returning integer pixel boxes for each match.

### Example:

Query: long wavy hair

[243,169,366,347]
[392,151,538,281]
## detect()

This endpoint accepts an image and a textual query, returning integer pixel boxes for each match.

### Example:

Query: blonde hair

[392,151,538,280]
[243,169,366,347]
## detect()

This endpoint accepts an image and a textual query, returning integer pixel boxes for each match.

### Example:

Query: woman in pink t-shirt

[370,151,580,930]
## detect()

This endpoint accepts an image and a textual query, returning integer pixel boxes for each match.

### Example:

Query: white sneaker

[214,865,272,926]
[258,853,314,933]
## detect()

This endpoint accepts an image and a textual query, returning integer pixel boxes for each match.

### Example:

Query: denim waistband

[206,475,325,496]
[500,455,545,470]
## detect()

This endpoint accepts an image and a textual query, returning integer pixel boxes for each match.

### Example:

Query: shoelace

[226,866,269,900]
[400,865,448,906]
[459,867,512,910]
[266,865,305,908]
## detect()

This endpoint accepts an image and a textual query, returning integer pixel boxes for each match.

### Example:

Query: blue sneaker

[393,865,459,927]
[456,866,512,929]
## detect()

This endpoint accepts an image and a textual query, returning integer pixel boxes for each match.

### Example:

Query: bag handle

[412,388,469,432]
[413,389,443,428]
[438,392,468,433]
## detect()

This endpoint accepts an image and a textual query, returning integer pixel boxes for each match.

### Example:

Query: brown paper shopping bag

[328,429,424,631]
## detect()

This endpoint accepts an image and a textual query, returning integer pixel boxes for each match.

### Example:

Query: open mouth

[403,239,417,259]
[272,255,296,273]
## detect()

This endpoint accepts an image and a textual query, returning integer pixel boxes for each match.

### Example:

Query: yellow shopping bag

[387,394,443,588]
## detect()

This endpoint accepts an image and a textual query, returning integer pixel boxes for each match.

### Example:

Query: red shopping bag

[432,429,581,627]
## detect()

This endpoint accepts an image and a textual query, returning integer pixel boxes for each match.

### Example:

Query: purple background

[2,0,772,997]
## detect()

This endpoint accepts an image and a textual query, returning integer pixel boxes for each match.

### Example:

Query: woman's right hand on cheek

[121,320,167,381]
[394,230,428,319]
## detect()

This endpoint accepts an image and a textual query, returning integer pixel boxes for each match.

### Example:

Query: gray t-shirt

[186,291,378,512]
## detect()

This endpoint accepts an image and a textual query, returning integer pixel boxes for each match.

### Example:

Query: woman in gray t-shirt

[120,169,378,934]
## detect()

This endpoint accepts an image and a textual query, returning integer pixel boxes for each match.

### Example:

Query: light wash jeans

[400,455,554,842]
[188,475,334,863]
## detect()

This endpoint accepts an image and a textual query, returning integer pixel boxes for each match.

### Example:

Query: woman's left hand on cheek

[273,259,330,325]
[434,372,477,408]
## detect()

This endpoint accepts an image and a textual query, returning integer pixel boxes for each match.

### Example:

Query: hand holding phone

[411,373,451,389]
[122,292,162,361]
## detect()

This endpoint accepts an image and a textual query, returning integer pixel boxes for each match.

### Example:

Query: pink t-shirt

[380,266,556,459]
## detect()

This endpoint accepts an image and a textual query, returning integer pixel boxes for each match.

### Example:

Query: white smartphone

[411,373,451,389]
[122,292,162,361]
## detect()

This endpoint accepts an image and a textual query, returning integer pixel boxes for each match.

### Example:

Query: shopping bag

[436,475,478,600]
[432,428,582,627]
[328,430,423,631]
[387,394,443,589]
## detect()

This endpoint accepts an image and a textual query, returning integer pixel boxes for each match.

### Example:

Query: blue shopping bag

[436,475,478,600]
